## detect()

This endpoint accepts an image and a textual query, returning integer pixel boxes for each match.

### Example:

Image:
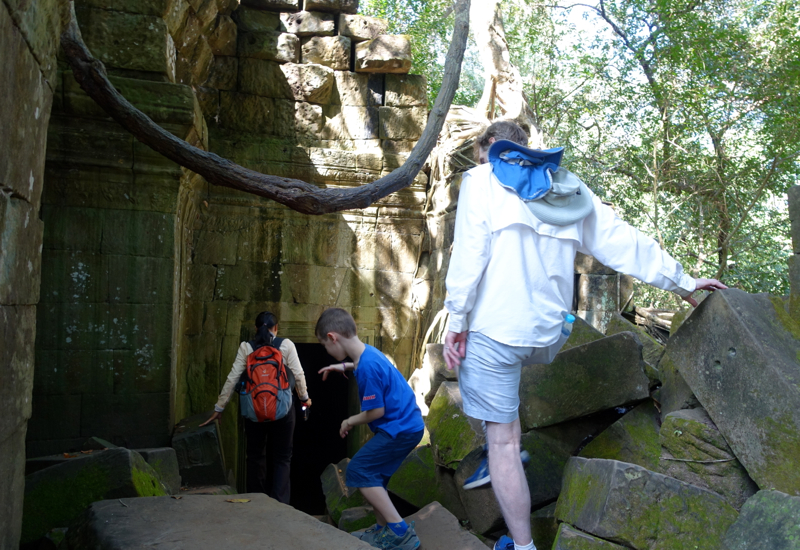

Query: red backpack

[238,338,293,422]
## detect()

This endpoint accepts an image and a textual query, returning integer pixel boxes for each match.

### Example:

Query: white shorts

[458,332,535,424]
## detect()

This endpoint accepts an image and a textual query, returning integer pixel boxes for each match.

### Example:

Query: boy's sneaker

[377,521,420,550]
[493,535,515,550]
[463,449,531,489]
[352,525,384,547]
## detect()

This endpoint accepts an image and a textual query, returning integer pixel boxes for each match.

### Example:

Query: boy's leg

[359,486,402,525]
[244,419,268,494]
[486,419,532,546]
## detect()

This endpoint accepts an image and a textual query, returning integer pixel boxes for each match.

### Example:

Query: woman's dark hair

[251,311,278,348]
[474,120,529,162]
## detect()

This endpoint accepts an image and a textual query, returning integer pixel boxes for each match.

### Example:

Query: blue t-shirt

[354,345,425,438]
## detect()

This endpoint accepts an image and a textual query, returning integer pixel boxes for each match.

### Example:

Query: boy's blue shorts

[346,429,424,488]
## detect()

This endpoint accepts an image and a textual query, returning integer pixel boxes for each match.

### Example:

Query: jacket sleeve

[281,339,309,401]
[214,342,250,412]
[578,195,696,297]
[445,172,493,333]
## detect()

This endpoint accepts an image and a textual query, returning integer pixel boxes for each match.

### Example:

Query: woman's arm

[200,342,249,426]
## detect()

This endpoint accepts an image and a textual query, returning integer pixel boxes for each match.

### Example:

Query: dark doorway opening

[288,342,350,515]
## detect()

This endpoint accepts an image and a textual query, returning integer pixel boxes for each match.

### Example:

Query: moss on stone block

[321,458,367,525]
[724,490,800,549]
[553,523,627,549]
[338,506,376,533]
[21,448,166,544]
[426,382,484,467]
[387,445,438,508]
[560,315,605,353]
[579,400,660,471]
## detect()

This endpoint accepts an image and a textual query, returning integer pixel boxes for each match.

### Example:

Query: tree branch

[59,0,471,215]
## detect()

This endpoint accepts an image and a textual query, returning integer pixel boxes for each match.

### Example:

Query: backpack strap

[271,337,284,349]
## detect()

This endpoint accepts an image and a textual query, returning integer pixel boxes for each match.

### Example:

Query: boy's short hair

[315,308,358,339]
[474,120,529,161]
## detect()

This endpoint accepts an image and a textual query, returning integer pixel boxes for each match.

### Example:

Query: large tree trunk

[59,0,471,215]
[471,0,542,146]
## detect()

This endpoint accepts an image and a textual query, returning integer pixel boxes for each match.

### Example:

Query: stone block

[177,34,215,86]
[240,0,299,10]
[237,57,294,98]
[553,523,627,549]
[280,10,334,35]
[559,314,605,353]
[339,14,388,42]
[427,382,484,467]
[172,412,228,487]
[0,195,44,305]
[80,393,171,443]
[453,447,502,534]
[0,8,52,206]
[213,261,281,301]
[530,503,559,550]
[405,502,487,550]
[321,457,367,524]
[576,273,620,312]
[355,35,412,74]
[0,305,36,441]
[64,493,373,549]
[574,252,616,275]
[656,350,699,417]
[38,249,108,305]
[555,457,738,550]
[724,490,800,550]
[280,62,335,103]
[321,105,380,140]
[302,36,351,70]
[33,349,114,396]
[579,400,661,471]
[789,185,800,253]
[338,506,376,532]
[135,447,182,494]
[331,72,383,106]
[208,15,237,55]
[385,74,427,107]
[41,206,102,253]
[379,106,426,140]
[231,4,280,32]
[75,8,176,78]
[605,312,663,385]
[77,0,184,17]
[106,255,174,304]
[0,425,26,549]
[237,31,298,63]
[519,332,650,430]
[303,0,358,13]
[165,0,191,37]
[790,254,800,320]
[659,408,757,510]
[25,394,78,446]
[386,445,442,509]
[667,289,800,495]
[421,344,457,406]
[21,448,167,544]
[101,210,175,257]
[218,92,274,133]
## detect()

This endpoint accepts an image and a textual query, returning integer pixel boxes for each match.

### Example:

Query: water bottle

[561,312,576,337]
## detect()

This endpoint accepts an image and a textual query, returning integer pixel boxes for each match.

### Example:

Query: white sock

[514,542,535,550]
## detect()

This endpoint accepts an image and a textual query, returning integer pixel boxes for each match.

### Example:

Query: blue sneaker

[377,521,420,550]
[352,524,384,546]
[463,449,531,489]
[494,535,515,550]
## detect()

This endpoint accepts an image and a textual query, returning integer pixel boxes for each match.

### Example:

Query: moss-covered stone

[724,490,800,550]
[553,523,627,549]
[579,400,660,471]
[605,312,663,385]
[426,382,484,467]
[387,445,439,508]
[659,408,757,510]
[560,315,605,353]
[519,332,649,430]
[556,457,738,550]
[321,458,367,525]
[21,448,166,544]
[530,503,559,550]
[338,506,376,533]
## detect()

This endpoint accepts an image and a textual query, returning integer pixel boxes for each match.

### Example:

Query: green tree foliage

[361,0,799,305]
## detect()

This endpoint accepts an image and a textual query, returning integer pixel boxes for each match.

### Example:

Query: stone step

[64,493,374,550]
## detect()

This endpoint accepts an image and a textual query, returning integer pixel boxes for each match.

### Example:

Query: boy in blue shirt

[316,308,425,550]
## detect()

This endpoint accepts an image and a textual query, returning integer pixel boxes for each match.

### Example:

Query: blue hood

[488,140,565,201]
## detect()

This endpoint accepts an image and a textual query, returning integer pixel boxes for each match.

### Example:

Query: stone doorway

[289,343,349,515]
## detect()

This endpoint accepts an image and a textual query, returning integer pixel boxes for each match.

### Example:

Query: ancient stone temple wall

[28,0,431,489]
[1,0,61,545]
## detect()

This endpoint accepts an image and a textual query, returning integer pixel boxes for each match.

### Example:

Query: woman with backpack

[201,311,311,504]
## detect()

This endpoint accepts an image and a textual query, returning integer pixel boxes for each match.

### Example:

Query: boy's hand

[319,363,348,381]
[339,418,351,438]
[199,411,221,427]
[444,330,468,370]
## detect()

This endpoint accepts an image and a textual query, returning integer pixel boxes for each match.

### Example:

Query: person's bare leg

[486,419,532,546]
[359,486,402,526]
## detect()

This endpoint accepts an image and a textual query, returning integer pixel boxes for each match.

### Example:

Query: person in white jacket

[442,121,726,550]
[202,311,311,504]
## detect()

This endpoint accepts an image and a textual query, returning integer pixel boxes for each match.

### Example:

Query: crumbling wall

[0,0,62,545]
